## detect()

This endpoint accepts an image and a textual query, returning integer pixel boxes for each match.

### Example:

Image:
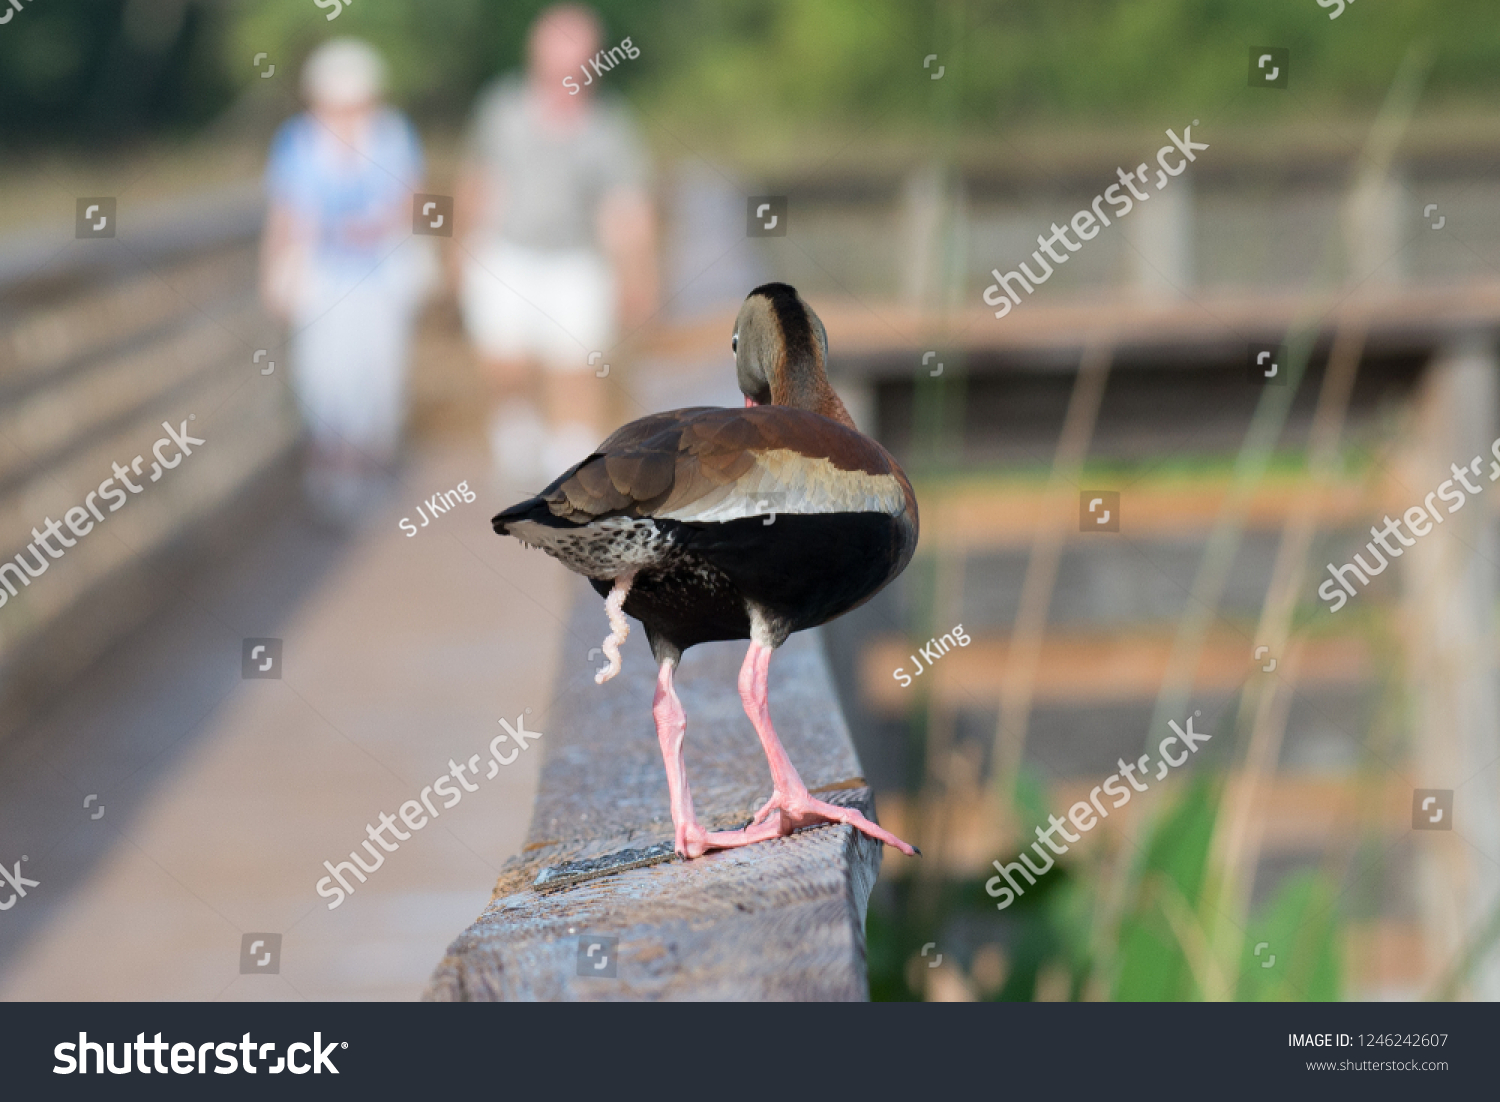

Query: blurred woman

[260,38,434,522]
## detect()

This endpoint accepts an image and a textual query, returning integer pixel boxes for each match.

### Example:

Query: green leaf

[1111,777,1220,1000]
[1236,872,1343,1002]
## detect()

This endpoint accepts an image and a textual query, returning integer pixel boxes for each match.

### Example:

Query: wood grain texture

[424,576,885,1001]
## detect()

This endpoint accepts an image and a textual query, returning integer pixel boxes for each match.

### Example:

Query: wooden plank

[0,249,255,391]
[425,580,886,1001]
[876,775,1413,876]
[915,919,1425,999]
[913,476,1391,551]
[637,282,1500,366]
[824,283,1500,360]
[0,295,262,485]
[861,630,1372,711]
[1400,339,1500,1000]
[1346,922,1429,991]
[0,181,262,295]
[0,373,300,721]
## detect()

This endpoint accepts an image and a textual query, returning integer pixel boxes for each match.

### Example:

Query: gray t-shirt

[463,76,650,252]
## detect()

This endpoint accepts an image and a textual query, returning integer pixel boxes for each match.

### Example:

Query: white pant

[290,254,421,461]
[460,240,615,372]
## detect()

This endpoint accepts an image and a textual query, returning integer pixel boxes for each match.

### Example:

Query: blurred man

[260,38,434,523]
[456,4,657,486]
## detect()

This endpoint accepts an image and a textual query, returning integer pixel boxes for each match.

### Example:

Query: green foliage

[7,0,1500,146]
[225,0,489,114]
[1108,778,1342,1001]
[0,0,234,143]
[222,0,656,118]
[993,874,1096,1001]
[1111,776,1221,1000]
[1236,872,1342,1001]
[864,881,922,1002]
[647,0,1500,134]
[867,770,1347,1002]
[864,863,1085,1002]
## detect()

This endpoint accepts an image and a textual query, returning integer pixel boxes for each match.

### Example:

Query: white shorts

[460,240,616,372]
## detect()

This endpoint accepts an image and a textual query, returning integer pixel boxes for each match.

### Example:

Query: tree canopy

[2,0,1497,147]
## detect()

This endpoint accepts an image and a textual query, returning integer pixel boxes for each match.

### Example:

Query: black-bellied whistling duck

[493,283,919,859]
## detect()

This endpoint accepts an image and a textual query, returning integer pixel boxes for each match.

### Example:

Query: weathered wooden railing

[425,579,885,1000]
[0,184,299,739]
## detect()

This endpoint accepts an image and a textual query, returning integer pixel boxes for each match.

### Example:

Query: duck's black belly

[589,512,909,655]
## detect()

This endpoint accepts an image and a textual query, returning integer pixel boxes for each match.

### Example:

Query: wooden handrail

[0,185,297,743]
[425,578,885,1001]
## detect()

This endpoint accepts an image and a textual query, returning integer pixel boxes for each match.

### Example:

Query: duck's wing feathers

[501,406,915,529]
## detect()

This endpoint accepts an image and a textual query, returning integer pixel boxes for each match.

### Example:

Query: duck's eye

[732,332,738,354]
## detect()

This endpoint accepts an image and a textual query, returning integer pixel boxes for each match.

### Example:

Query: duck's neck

[772,363,857,430]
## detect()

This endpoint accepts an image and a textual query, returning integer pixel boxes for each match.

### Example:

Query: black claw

[911,845,923,857]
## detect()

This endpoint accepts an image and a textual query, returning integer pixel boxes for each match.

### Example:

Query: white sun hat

[301,38,386,108]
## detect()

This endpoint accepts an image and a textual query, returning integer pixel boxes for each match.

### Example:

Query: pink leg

[654,658,793,857]
[694,642,919,857]
[653,660,705,857]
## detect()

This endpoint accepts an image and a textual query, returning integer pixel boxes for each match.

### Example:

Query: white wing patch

[652,447,905,522]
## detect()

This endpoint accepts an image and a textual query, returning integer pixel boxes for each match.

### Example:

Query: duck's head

[732,283,854,428]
